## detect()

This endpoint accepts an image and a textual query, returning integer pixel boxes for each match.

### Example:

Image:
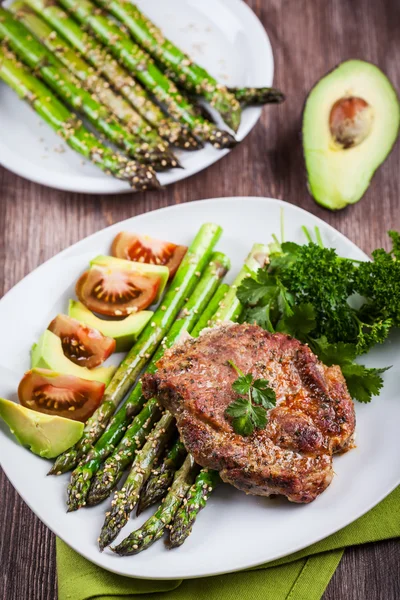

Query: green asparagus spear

[57,0,237,149]
[98,412,176,550]
[68,253,230,508]
[230,87,285,107]
[168,469,220,548]
[112,455,198,556]
[191,282,230,336]
[209,243,269,325]
[24,0,200,150]
[92,0,242,132]
[49,223,222,475]
[0,45,149,186]
[136,439,186,516]
[0,8,160,180]
[10,2,179,171]
[66,398,161,512]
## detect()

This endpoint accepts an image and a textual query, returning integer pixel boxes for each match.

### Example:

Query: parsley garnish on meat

[237,229,399,403]
[225,361,276,436]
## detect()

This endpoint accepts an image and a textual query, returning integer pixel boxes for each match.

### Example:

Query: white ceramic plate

[0,0,273,193]
[0,197,399,580]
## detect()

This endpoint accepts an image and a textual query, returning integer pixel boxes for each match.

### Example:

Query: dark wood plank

[0,0,399,598]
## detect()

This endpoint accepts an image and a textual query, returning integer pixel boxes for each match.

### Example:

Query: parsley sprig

[237,228,398,403]
[225,361,276,436]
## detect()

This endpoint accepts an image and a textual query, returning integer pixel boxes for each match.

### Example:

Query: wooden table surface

[1,0,399,598]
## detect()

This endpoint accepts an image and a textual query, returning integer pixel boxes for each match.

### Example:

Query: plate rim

[1,196,399,581]
[0,0,272,194]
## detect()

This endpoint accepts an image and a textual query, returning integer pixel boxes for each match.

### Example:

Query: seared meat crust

[142,323,355,503]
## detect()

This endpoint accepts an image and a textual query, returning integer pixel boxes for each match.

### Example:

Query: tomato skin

[48,314,116,369]
[111,232,187,279]
[18,368,105,422]
[75,265,160,317]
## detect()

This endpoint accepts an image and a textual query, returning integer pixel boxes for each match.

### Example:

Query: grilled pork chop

[142,323,355,503]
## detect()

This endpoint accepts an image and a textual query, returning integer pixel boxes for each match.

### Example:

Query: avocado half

[303,60,400,210]
[0,398,84,459]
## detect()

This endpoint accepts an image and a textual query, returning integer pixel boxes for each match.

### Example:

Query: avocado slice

[0,398,84,459]
[90,255,169,302]
[31,330,116,384]
[303,60,400,210]
[68,300,153,352]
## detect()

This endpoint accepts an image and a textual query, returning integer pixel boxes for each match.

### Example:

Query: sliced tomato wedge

[111,232,187,279]
[76,265,160,317]
[48,314,116,369]
[18,368,105,422]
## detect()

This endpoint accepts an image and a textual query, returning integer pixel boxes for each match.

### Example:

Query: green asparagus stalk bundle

[50,223,222,475]
[113,455,198,556]
[0,8,160,181]
[68,253,230,510]
[66,398,161,512]
[56,0,237,149]
[99,243,268,550]
[98,412,176,550]
[136,439,186,516]
[0,45,151,187]
[10,2,180,171]
[24,0,200,150]
[92,0,242,132]
[230,87,285,107]
[167,468,220,548]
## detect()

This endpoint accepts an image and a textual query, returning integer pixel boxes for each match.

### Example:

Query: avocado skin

[0,398,83,459]
[302,59,400,210]
[68,300,153,352]
[31,330,115,384]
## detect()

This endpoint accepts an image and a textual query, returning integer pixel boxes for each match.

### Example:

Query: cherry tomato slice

[48,314,116,369]
[76,265,160,317]
[18,368,105,422]
[111,232,187,279]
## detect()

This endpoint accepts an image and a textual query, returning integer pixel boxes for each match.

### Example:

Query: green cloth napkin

[57,486,400,600]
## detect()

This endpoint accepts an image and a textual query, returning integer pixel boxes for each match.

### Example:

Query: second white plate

[0,0,273,193]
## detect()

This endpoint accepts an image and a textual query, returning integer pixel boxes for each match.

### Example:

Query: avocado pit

[329,96,374,149]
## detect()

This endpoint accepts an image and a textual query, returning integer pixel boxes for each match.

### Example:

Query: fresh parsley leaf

[340,364,389,403]
[243,304,275,332]
[225,396,251,418]
[277,303,317,338]
[251,379,277,409]
[232,373,253,396]
[250,405,268,429]
[225,363,276,436]
[268,242,300,271]
[225,398,265,436]
[310,336,357,366]
[236,269,277,306]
